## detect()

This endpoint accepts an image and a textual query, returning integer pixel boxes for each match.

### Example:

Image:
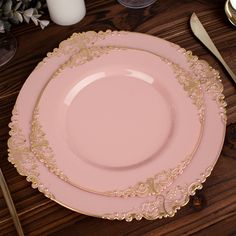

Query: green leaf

[14,11,23,22]
[0,20,5,33]
[23,14,30,23]
[0,0,49,31]
[14,2,22,11]
[23,7,33,17]
[7,10,14,19]
[39,19,49,29]
[2,20,11,31]
[33,8,38,14]
[3,0,13,15]
[36,1,41,9]
[31,15,38,25]
[33,14,41,19]
[0,0,4,9]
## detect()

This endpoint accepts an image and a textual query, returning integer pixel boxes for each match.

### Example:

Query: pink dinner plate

[30,47,203,196]
[8,31,226,221]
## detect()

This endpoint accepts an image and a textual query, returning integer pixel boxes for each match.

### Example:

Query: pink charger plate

[30,47,204,197]
[8,31,226,221]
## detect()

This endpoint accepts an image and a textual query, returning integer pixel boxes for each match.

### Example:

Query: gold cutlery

[190,12,236,84]
[0,168,24,236]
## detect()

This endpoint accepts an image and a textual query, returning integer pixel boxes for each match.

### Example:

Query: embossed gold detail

[30,45,204,198]
[31,46,120,186]
[51,46,118,79]
[173,45,227,124]
[36,30,226,123]
[35,30,125,69]
[7,110,215,221]
[31,102,202,198]
[102,167,213,221]
[7,30,225,220]
[8,108,54,199]
[161,57,205,123]
[30,107,68,181]
[106,158,192,198]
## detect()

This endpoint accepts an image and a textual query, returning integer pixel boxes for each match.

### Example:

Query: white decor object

[46,0,86,26]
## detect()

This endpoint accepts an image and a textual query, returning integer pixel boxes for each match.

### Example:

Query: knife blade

[190,12,236,84]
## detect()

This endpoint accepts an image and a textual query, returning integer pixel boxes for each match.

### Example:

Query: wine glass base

[117,0,157,9]
[0,33,17,67]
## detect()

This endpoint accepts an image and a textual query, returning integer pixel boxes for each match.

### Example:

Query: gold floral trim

[31,104,202,198]
[69,30,226,126]
[30,46,204,198]
[31,101,202,198]
[105,157,192,198]
[102,166,212,221]
[30,107,68,181]
[161,57,205,123]
[51,46,119,79]
[31,46,120,185]
[8,108,54,199]
[35,30,126,69]
[36,30,226,123]
[7,31,225,220]
[7,110,213,221]
[173,46,227,124]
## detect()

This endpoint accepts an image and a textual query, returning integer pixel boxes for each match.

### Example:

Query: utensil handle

[219,58,236,84]
[0,168,24,236]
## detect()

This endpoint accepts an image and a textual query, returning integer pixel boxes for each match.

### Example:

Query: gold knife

[0,168,24,236]
[190,12,236,84]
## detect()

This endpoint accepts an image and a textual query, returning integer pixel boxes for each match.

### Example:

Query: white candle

[230,0,236,10]
[46,0,86,26]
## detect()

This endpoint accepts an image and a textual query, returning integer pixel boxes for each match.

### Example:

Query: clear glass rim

[117,0,157,9]
[0,32,17,67]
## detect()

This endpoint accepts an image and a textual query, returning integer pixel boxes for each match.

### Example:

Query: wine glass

[117,0,157,9]
[225,0,236,26]
[0,33,17,67]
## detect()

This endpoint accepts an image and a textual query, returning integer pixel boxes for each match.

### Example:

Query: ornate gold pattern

[35,30,125,69]
[8,108,54,199]
[30,46,204,198]
[173,46,227,124]
[51,46,119,79]
[31,101,202,198]
[102,167,213,221]
[174,65,205,122]
[106,158,192,198]
[36,30,226,123]
[7,109,215,221]
[32,46,120,185]
[7,30,226,220]
[30,108,68,181]
[161,57,205,123]
[31,100,202,198]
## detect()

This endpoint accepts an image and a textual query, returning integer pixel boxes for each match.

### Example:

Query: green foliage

[0,0,49,32]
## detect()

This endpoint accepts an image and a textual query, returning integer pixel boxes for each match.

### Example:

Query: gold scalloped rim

[8,107,55,200]
[7,30,227,221]
[35,30,226,124]
[172,45,227,124]
[102,167,212,221]
[7,110,213,221]
[30,45,205,198]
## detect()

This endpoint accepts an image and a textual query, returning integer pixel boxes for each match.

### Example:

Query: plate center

[65,73,173,169]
